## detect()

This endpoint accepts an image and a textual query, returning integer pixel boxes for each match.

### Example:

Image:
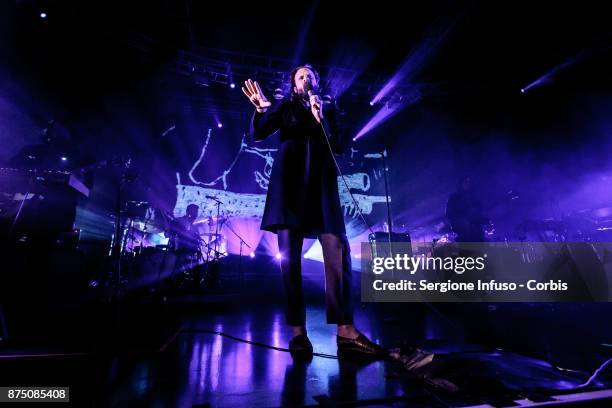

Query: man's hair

[289,64,321,101]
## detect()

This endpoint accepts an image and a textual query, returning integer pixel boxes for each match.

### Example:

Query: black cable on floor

[576,358,612,389]
[181,328,339,359]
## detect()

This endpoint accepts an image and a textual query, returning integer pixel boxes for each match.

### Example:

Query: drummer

[167,204,201,252]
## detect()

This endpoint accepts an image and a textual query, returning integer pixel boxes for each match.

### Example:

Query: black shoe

[289,334,313,357]
[337,334,387,358]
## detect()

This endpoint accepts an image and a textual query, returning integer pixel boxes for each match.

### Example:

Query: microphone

[304,81,314,96]
[206,195,223,204]
[304,81,322,117]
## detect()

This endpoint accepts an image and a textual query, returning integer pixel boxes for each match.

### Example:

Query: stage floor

[1,295,611,407]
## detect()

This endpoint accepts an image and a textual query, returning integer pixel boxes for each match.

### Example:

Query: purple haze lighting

[303,219,367,271]
[257,231,280,257]
[230,83,236,89]
[290,1,318,66]
[354,89,422,141]
[275,252,282,260]
[250,252,255,258]
[360,18,456,138]
[354,103,395,141]
[217,123,223,128]
[370,18,455,106]
[60,156,67,161]
[324,46,373,98]
[369,101,375,106]
[223,218,263,256]
[325,65,365,98]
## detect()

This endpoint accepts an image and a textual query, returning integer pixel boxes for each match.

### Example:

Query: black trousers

[277,229,353,326]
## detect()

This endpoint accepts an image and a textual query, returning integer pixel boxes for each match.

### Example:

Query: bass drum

[127,248,177,290]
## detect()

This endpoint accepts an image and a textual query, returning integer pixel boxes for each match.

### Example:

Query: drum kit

[115,201,230,291]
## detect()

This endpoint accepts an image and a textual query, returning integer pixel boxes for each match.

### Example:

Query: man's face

[186,206,199,220]
[293,67,318,96]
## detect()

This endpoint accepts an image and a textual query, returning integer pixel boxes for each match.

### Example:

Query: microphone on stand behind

[206,195,223,204]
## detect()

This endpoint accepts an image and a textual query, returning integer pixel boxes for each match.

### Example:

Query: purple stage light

[250,252,255,258]
[358,19,455,139]
[40,12,47,19]
[230,83,236,89]
[521,49,589,93]
[217,123,223,128]
[275,252,282,260]
[60,156,67,162]
[302,220,367,271]
[354,89,422,141]
[325,63,367,98]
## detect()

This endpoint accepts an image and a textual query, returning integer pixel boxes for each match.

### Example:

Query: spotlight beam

[356,16,459,140]
[354,87,424,141]
[291,0,320,66]
[370,16,458,106]
[521,49,590,93]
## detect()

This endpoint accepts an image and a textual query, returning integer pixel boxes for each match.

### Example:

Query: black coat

[250,98,350,238]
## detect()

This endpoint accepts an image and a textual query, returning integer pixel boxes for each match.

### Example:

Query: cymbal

[131,221,164,234]
[194,216,227,225]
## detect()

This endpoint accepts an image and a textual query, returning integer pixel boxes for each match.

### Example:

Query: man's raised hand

[242,79,272,112]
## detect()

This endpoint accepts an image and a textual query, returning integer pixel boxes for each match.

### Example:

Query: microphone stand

[223,219,252,256]
[223,219,252,289]
[380,149,395,259]
[106,156,138,351]
[207,196,223,261]
[110,159,130,299]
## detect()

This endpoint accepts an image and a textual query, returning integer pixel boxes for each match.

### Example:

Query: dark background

[1,0,612,242]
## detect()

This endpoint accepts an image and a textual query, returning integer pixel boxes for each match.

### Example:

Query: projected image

[171,127,389,257]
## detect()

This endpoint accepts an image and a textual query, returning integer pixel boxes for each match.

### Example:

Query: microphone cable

[316,111,376,237]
